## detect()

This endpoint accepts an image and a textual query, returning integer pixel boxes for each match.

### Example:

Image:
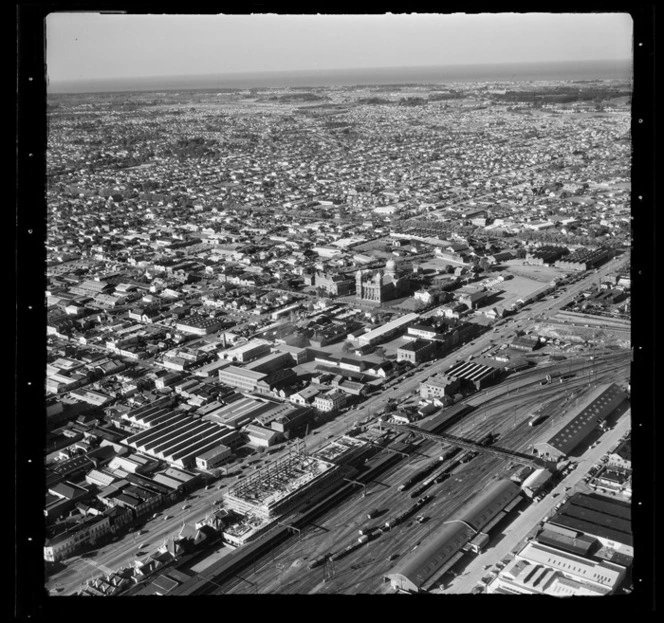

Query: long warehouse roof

[386,479,521,591]
[545,383,627,454]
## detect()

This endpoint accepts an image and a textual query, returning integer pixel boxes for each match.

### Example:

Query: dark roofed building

[457,479,522,532]
[387,521,474,593]
[445,360,502,390]
[49,481,91,501]
[534,384,628,460]
[458,289,490,310]
[46,454,96,488]
[386,479,521,592]
[536,526,597,557]
[548,492,632,556]
[510,335,540,351]
[176,314,224,336]
[526,246,570,265]
[397,339,436,364]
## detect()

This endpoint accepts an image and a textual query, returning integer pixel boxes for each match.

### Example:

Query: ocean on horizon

[49,59,632,95]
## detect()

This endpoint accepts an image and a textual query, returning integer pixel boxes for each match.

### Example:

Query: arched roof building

[386,479,521,592]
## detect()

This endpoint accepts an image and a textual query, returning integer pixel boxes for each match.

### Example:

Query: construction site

[222,446,343,521]
[312,435,371,466]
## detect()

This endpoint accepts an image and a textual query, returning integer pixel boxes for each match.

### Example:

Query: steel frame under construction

[222,447,340,519]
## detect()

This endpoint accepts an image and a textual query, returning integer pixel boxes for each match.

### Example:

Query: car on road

[163,515,172,521]
[181,504,191,510]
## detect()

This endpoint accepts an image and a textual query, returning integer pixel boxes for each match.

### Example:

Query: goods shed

[386,521,474,593]
[533,383,628,460]
[385,479,521,592]
[457,479,522,531]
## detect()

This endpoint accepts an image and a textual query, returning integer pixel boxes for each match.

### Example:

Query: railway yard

[45,254,633,597]
[207,351,630,595]
[30,55,648,609]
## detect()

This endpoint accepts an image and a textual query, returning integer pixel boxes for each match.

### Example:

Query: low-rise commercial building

[245,423,282,447]
[500,541,626,595]
[397,338,436,364]
[314,389,348,412]
[219,339,271,363]
[218,366,268,393]
[314,271,355,296]
[194,444,232,470]
[419,373,461,400]
[357,313,420,347]
[176,314,225,335]
[44,515,112,562]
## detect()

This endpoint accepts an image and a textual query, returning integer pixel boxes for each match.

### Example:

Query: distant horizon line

[48,58,633,94]
[50,58,633,85]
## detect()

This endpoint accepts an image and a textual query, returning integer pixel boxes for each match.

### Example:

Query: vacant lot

[503,260,564,283]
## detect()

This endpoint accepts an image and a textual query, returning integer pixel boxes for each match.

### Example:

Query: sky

[46,12,633,84]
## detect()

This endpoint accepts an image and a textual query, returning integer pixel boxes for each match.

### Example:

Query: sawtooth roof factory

[420,360,502,400]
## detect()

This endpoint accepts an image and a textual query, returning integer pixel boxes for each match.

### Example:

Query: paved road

[440,409,631,594]
[46,256,628,595]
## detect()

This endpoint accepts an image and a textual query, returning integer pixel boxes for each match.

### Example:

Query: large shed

[385,479,521,592]
[533,383,628,460]
[386,521,474,593]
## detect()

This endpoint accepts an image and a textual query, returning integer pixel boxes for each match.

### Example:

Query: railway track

[182,352,631,595]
